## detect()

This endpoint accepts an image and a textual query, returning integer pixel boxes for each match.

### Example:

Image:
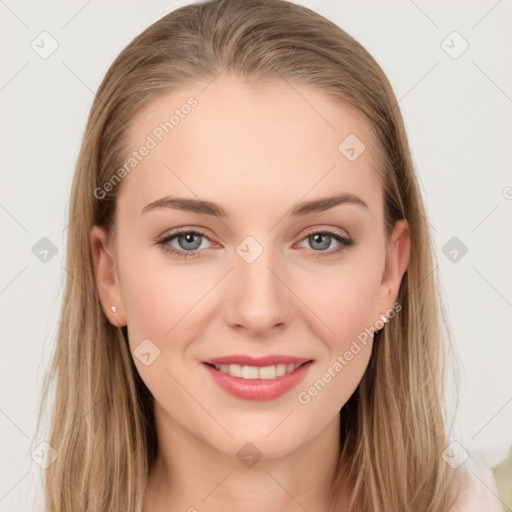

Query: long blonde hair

[34,0,463,510]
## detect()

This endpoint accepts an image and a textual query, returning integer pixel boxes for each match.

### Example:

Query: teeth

[275,364,287,377]
[242,365,259,379]
[212,363,303,379]
[227,364,242,377]
[258,365,275,379]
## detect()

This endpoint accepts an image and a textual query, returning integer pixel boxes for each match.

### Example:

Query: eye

[296,228,354,258]
[155,229,215,259]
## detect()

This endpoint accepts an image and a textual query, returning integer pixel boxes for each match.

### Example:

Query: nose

[222,245,292,336]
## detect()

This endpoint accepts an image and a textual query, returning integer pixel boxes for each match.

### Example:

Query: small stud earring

[380,314,389,324]
[111,306,117,316]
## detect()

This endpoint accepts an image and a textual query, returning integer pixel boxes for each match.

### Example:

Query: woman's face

[91,75,409,460]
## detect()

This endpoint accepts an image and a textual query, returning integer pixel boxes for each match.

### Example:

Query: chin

[216,426,308,462]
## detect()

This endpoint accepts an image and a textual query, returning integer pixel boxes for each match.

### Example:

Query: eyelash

[155,228,354,260]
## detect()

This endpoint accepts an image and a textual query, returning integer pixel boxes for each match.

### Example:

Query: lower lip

[201,361,313,401]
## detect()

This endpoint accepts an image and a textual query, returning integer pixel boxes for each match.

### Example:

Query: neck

[144,405,352,512]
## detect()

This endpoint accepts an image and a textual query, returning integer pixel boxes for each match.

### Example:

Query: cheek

[290,254,382,409]
[118,253,201,409]
[119,247,214,343]
[118,248,221,395]
[295,257,383,347]
[295,272,377,417]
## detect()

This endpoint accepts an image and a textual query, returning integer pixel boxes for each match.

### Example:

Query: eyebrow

[141,193,368,217]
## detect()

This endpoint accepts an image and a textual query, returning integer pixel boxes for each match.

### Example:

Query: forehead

[119,75,383,224]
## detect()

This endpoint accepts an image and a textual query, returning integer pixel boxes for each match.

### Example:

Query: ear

[374,219,410,320]
[90,225,126,327]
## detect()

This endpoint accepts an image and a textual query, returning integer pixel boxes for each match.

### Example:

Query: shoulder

[449,457,506,512]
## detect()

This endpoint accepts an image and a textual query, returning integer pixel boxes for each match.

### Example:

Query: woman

[34,0,505,510]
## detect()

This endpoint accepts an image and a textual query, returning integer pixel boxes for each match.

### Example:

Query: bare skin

[91,74,410,511]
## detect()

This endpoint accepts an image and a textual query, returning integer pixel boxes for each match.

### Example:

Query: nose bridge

[225,234,290,333]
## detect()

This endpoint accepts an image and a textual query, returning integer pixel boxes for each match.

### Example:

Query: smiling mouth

[203,361,312,380]
[201,358,314,401]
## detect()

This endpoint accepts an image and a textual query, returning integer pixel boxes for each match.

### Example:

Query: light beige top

[451,458,506,511]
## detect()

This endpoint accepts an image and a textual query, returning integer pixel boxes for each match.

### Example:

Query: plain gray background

[1,1,511,510]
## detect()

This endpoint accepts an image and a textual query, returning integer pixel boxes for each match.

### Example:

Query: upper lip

[203,354,313,367]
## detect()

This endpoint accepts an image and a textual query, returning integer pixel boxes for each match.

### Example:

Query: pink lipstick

[201,354,313,401]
